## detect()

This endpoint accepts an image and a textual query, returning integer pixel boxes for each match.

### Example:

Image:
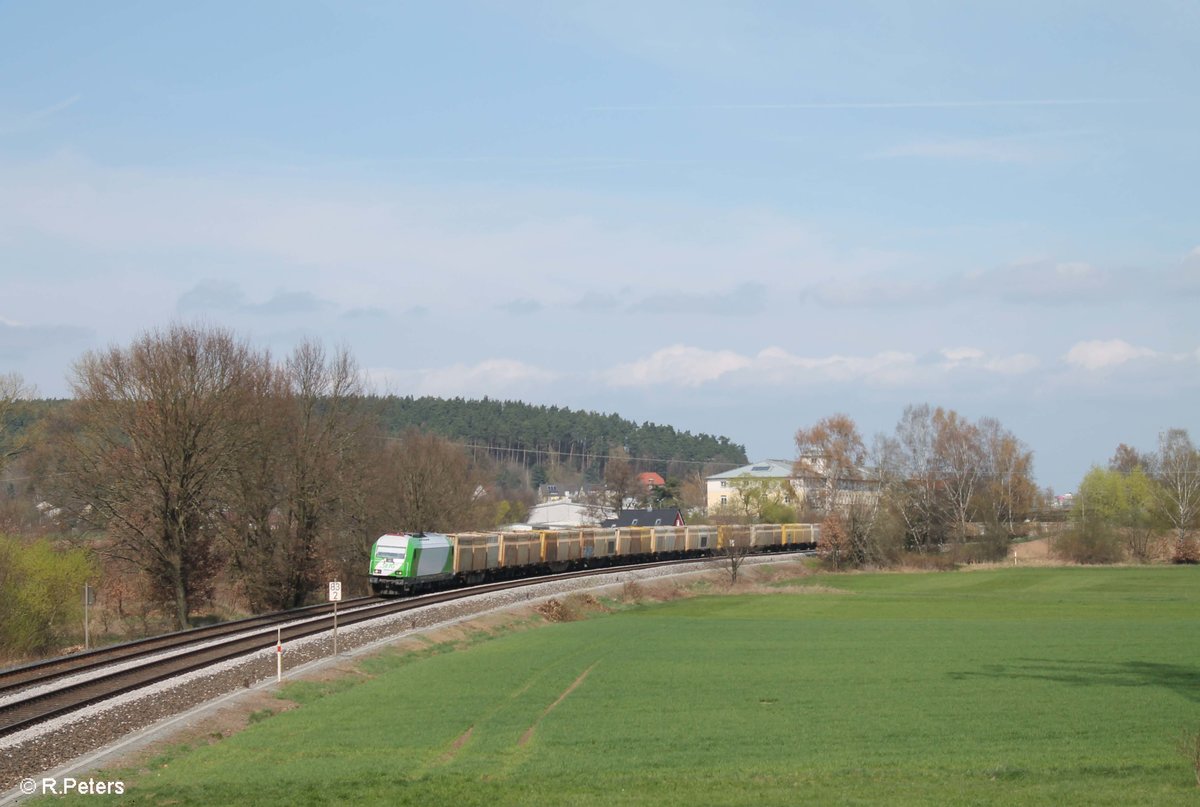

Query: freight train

[369,523,819,596]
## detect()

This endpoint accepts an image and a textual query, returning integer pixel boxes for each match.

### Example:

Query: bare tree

[978,417,1035,536]
[724,535,751,584]
[387,429,484,533]
[933,408,984,544]
[1109,443,1150,475]
[225,341,368,610]
[793,413,867,516]
[603,445,639,515]
[0,373,34,475]
[1153,428,1200,552]
[887,404,951,552]
[678,470,708,513]
[61,325,264,630]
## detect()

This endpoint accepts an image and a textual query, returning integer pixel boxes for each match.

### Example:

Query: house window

[720,495,728,505]
[720,480,728,487]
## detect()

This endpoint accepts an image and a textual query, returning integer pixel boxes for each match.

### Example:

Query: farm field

[44,567,1200,805]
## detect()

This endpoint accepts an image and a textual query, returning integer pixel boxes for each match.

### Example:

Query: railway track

[0,596,382,695]
[0,551,811,740]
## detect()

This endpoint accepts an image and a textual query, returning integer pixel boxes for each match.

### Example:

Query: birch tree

[1154,429,1200,552]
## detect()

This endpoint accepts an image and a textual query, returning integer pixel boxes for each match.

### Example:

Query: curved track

[0,551,811,739]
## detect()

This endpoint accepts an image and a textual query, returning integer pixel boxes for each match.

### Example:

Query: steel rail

[0,596,381,695]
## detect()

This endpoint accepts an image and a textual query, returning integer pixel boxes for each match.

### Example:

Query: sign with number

[328,581,342,602]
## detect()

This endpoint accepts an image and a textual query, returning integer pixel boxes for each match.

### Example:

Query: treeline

[782,410,1200,569]
[375,396,747,478]
[0,327,748,645]
[778,408,1038,568]
[1058,432,1200,564]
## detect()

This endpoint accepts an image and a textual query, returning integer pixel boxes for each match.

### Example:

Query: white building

[706,457,878,515]
[706,460,795,511]
[525,500,614,530]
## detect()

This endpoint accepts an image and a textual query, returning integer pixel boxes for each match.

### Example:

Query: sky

[1,1,1197,492]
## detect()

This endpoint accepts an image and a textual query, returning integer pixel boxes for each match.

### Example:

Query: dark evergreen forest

[372,396,747,479]
[5,396,748,485]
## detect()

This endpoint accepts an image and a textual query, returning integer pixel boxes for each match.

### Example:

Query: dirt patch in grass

[434,725,475,765]
[534,593,610,622]
[517,661,597,747]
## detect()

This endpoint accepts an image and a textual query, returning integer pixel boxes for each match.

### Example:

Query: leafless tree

[724,536,751,585]
[933,408,984,544]
[0,373,34,475]
[603,445,639,515]
[793,413,867,516]
[887,404,950,552]
[978,417,1035,536]
[224,341,369,610]
[387,429,484,533]
[1109,443,1150,475]
[1153,428,1200,551]
[678,470,708,513]
[61,325,264,630]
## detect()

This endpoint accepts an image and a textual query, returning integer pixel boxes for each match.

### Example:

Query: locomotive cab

[370,532,454,596]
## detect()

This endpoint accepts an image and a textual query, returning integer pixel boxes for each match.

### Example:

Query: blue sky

[1,1,1197,491]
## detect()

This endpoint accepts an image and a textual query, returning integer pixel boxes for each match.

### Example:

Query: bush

[0,536,94,659]
[898,551,959,571]
[951,525,1011,564]
[1052,522,1123,564]
[1171,538,1200,565]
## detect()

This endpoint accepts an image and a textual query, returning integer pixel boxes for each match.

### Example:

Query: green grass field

[49,567,1200,805]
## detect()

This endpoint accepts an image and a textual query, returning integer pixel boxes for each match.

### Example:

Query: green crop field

[48,567,1200,805]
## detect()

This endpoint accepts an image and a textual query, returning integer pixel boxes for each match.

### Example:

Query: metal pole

[333,600,338,655]
[276,627,282,683]
[83,584,90,651]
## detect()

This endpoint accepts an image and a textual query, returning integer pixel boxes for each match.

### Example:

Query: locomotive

[369,523,818,596]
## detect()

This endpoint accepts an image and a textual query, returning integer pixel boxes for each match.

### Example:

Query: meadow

[45,566,1200,805]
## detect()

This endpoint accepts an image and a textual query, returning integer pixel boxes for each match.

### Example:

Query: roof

[706,459,794,480]
[600,508,685,528]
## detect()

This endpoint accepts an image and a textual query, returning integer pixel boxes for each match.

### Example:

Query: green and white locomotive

[369,532,455,595]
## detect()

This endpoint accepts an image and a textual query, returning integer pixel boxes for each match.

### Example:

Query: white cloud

[369,359,558,398]
[940,347,986,364]
[939,346,1040,374]
[1064,339,1158,370]
[604,344,1045,389]
[805,258,1131,309]
[602,345,751,387]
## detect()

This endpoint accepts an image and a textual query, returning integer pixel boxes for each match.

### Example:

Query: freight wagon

[369,523,819,596]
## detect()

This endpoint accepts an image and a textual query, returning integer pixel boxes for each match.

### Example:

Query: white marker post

[328,581,342,655]
[83,584,94,651]
[276,627,282,683]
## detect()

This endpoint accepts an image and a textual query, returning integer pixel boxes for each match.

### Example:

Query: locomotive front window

[377,550,406,560]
